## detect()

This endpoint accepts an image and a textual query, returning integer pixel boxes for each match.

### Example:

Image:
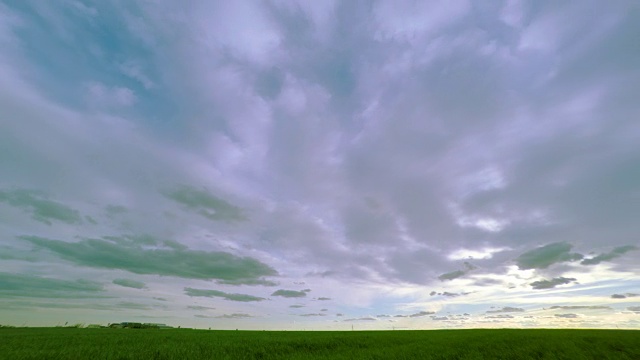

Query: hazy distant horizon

[1,1,638,330]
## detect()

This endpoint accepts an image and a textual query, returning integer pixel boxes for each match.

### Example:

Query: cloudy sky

[1,0,639,330]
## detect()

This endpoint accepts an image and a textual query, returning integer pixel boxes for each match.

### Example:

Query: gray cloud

[216,279,279,287]
[21,235,277,282]
[299,313,326,317]
[516,242,583,270]
[548,306,611,310]
[0,189,82,225]
[184,288,265,302]
[485,314,514,319]
[628,307,640,313]
[187,305,215,311]
[216,313,252,319]
[530,277,577,290]
[555,314,579,318]
[162,185,246,222]
[289,305,304,308]
[2,0,640,329]
[105,205,128,217]
[0,272,104,298]
[344,317,377,322]
[486,307,525,313]
[431,316,449,321]
[317,297,331,301]
[581,245,638,265]
[438,262,477,281]
[409,311,435,318]
[612,293,638,299]
[271,289,307,298]
[438,270,466,281]
[112,278,146,289]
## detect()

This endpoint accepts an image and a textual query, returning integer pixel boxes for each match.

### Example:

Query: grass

[1,328,639,359]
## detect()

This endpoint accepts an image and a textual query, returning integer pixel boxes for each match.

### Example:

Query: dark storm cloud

[21,235,277,282]
[530,277,577,290]
[580,245,638,265]
[516,242,583,270]
[184,288,265,302]
[0,189,82,225]
[162,185,246,222]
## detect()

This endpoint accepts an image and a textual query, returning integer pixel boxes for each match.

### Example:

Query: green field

[1,328,639,359]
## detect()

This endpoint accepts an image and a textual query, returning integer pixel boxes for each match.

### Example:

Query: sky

[0,0,639,330]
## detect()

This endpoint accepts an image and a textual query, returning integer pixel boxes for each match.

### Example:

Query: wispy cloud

[21,235,276,282]
[184,288,265,302]
[112,278,146,289]
[271,289,307,298]
[0,189,82,225]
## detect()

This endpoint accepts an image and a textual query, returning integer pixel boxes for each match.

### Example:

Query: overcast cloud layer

[1,1,639,330]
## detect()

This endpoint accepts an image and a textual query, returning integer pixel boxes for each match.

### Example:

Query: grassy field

[1,328,639,359]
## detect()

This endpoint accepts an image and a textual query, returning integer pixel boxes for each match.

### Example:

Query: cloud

[299,313,326,317]
[581,245,638,265]
[184,288,265,302]
[317,297,331,301]
[187,306,215,311]
[216,279,279,286]
[162,185,246,222]
[344,317,377,322]
[628,307,640,313]
[21,235,277,282]
[0,272,104,298]
[409,311,435,318]
[555,314,579,319]
[548,306,612,310]
[516,242,583,270]
[112,278,146,289]
[438,270,466,281]
[431,316,449,321]
[0,189,82,225]
[530,277,577,290]
[438,262,477,281]
[289,305,304,308]
[271,289,307,298]
[612,293,639,299]
[1,0,640,330]
[485,314,514,319]
[486,307,525,313]
[216,313,252,319]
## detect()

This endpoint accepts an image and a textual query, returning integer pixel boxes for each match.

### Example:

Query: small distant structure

[108,322,173,329]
